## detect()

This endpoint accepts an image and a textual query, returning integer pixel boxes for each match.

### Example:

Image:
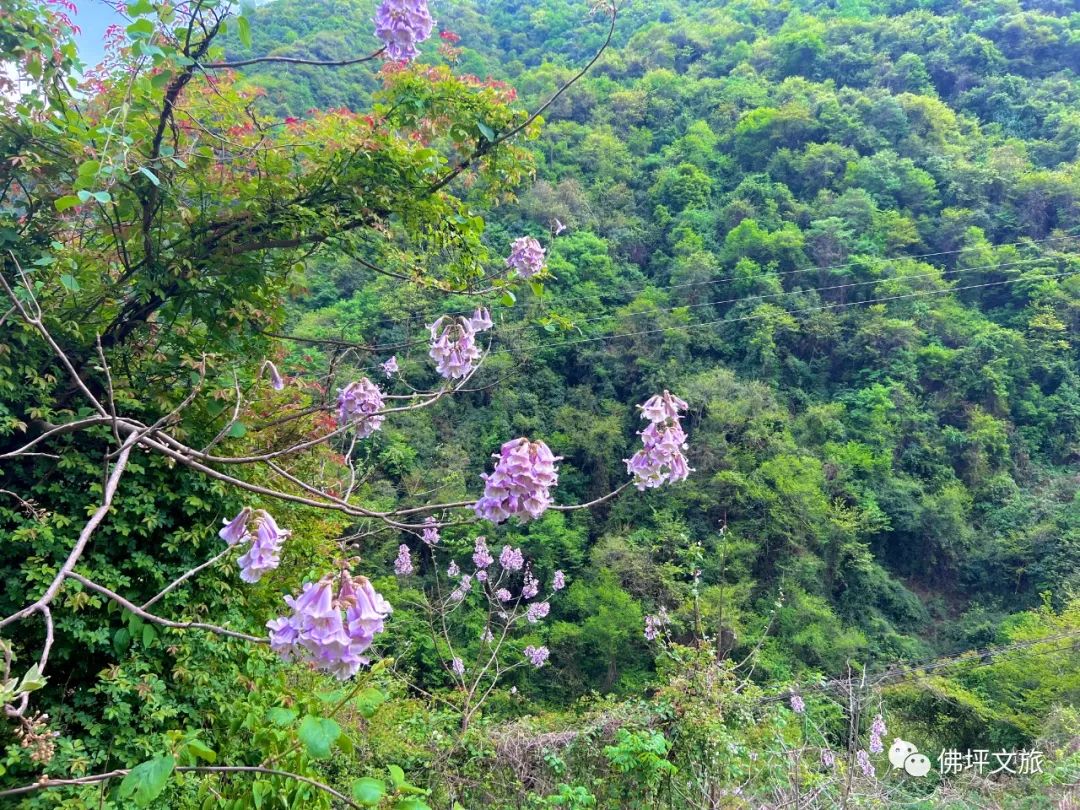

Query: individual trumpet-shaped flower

[523,645,549,668]
[447,560,460,578]
[380,356,399,377]
[336,378,385,437]
[506,236,546,278]
[428,315,481,380]
[394,544,413,576]
[373,0,434,62]
[263,361,285,390]
[475,439,561,524]
[626,391,692,491]
[237,510,291,583]
[219,507,253,545]
[266,572,391,680]
[469,307,493,333]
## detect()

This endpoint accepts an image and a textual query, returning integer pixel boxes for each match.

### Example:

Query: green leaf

[387,765,406,787]
[499,290,516,307]
[126,18,155,39]
[54,195,80,212]
[351,777,386,806]
[266,707,297,726]
[297,715,341,759]
[92,191,112,204]
[17,664,47,693]
[476,120,495,141]
[59,274,80,292]
[392,800,430,810]
[142,624,157,648]
[227,422,246,438]
[237,15,252,48]
[113,627,130,655]
[138,167,160,186]
[118,755,175,807]
[126,0,154,14]
[185,739,216,763]
[355,687,387,719]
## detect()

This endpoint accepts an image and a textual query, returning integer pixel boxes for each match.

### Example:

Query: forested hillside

[1,0,1078,807]
[228,0,1080,701]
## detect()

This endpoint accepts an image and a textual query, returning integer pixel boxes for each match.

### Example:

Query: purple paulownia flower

[475,439,561,524]
[505,236,546,278]
[266,572,391,680]
[373,0,434,62]
[336,378,385,437]
[428,315,481,379]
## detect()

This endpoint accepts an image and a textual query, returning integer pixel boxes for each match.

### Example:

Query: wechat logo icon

[889,738,931,776]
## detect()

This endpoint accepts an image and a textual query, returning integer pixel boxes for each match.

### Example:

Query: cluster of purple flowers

[821,749,835,769]
[266,573,392,680]
[395,544,413,575]
[506,236,546,278]
[552,570,566,591]
[473,536,494,570]
[525,601,550,623]
[790,694,806,714]
[336,378,385,436]
[644,609,667,641]
[380,356,399,377]
[475,438,561,524]
[856,749,874,778]
[869,713,887,754]
[523,645,549,668]
[219,507,291,583]
[373,0,434,62]
[625,391,691,491]
[422,516,440,546]
[501,236,544,280]
[428,315,482,380]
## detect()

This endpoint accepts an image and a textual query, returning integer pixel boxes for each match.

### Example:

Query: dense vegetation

[1,0,1078,807]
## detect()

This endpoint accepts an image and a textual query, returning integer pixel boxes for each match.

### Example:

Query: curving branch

[0,765,361,807]
[66,573,266,644]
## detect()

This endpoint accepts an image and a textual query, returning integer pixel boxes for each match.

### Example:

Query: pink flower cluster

[219,508,290,583]
[267,573,392,680]
[373,0,434,62]
[506,236,546,278]
[428,315,482,380]
[625,391,692,490]
[336,378,385,437]
[475,438,561,524]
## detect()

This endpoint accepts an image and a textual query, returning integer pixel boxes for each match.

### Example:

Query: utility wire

[385,229,1080,326]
